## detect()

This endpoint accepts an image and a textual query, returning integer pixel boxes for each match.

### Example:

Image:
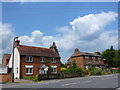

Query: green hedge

[23,75,39,81]
[89,67,102,75]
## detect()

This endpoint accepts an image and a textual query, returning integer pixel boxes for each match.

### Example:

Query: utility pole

[11,36,18,83]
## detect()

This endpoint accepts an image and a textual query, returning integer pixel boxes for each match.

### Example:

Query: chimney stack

[74,48,79,54]
[14,36,20,47]
[94,50,100,55]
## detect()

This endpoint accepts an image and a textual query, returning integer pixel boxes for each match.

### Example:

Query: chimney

[94,50,100,55]
[74,48,79,54]
[14,36,20,47]
[50,42,60,56]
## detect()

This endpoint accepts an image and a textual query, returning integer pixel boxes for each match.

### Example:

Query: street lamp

[11,36,18,83]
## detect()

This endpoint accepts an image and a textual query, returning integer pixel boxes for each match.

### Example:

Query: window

[40,57,45,62]
[25,65,33,75]
[98,57,101,63]
[26,56,33,62]
[17,68,18,73]
[92,57,96,62]
[51,58,56,63]
[51,66,57,74]
[85,56,89,63]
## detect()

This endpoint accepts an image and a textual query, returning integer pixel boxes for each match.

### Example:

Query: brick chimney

[94,50,100,55]
[14,37,20,47]
[74,48,79,54]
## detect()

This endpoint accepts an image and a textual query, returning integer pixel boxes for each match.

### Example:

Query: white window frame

[51,66,57,74]
[51,58,56,63]
[98,57,101,63]
[26,56,33,62]
[85,56,89,63]
[25,65,33,75]
[40,57,45,62]
[92,57,96,62]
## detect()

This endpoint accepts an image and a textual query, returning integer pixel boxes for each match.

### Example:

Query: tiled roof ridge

[4,53,11,55]
[19,45,53,51]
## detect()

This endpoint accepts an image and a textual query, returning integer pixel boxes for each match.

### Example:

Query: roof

[71,51,102,57]
[17,45,60,58]
[3,54,11,60]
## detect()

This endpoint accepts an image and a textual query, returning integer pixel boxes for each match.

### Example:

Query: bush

[89,67,102,75]
[83,69,89,76]
[101,71,109,75]
[61,67,67,72]
[23,75,38,81]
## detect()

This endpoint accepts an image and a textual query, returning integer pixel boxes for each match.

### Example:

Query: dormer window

[26,56,33,62]
[40,57,45,62]
[51,58,56,63]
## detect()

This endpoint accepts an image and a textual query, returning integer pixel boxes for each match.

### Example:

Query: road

[1,74,119,88]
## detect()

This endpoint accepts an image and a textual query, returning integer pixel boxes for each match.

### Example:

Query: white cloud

[0,23,14,62]
[0,11,118,63]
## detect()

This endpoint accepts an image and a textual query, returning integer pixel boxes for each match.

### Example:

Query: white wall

[0,66,8,74]
[14,48,20,79]
[7,47,20,79]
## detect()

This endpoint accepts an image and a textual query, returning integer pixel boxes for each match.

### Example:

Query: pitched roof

[17,45,60,58]
[71,51,102,57]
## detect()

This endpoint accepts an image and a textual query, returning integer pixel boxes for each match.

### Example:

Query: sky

[1,2,118,63]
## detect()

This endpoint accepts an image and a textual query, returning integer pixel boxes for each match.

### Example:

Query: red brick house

[67,48,108,69]
[3,37,61,79]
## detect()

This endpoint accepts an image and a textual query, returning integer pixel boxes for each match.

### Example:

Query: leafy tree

[67,60,83,73]
[101,46,120,67]
[72,60,77,69]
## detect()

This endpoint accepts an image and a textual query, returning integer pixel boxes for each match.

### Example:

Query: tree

[101,46,120,67]
[72,60,77,69]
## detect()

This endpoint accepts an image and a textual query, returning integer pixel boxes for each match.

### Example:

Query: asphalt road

[1,74,119,88]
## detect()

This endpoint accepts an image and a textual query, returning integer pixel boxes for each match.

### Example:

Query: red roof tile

[17,45,60,58]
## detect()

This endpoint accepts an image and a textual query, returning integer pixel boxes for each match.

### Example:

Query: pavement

[14,79,33,83]
[1,74,119,89]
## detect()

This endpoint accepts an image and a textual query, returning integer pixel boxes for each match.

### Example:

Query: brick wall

[20,55,61,78]
[0,73,11,82]
[68,56,85,69]
[68,56,108,69]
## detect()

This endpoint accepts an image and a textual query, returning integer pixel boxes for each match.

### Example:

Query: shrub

[83,69,89,76]
[23,75,39,81]
[101,71,108,75]
[89,67,102,75]
[61,67,67,72]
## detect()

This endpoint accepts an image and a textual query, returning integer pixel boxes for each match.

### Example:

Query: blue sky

[1,2,118,63]
[3,2,118,36]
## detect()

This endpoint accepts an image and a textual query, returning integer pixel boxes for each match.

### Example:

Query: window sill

[26,61,33,63]
[26,73,33,75]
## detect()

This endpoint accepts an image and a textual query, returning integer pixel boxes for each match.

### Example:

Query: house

[0,54,11,82]
[2,37,61,79]
[67,48,108,69]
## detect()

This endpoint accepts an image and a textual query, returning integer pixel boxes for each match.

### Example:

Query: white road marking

[61,80,91,86]
[101,76,117,80]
